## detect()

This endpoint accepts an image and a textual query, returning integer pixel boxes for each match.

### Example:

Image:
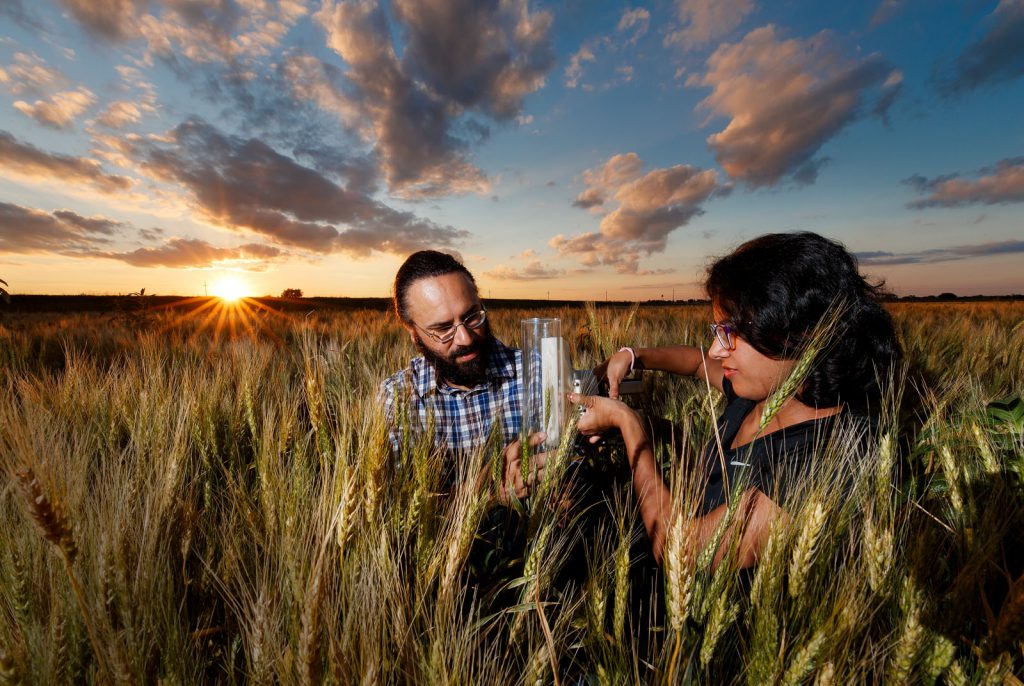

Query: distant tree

[938,292,958,300]
[281,288,303,298]
[0,278,9,304]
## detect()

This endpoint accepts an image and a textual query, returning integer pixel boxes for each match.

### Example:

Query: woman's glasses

[710,322,738,350]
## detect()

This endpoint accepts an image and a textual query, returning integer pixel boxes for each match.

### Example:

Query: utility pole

[204,281,208,296]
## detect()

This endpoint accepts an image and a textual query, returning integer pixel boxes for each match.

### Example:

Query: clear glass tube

[520,317,571,454]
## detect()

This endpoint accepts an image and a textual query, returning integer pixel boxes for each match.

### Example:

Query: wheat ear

[759,300,847,430]
[15,467,112,685]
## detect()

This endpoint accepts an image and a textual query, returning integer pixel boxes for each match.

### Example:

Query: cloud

[572,152,644,210]
[96,237,286,269]
[393,0,554,119]
[0,130,133,192]
[485,260,565,281]
[565,45,596,89]
[311,0,553,198]
[13,86,96,129]
[0,199,286,270]
[617,8,650,45]
[95,100,145,128]
[870,0,904,28]
[0,52,66,94]
[665,0,755,50]
[0,201,121,253]
[941,0,1024,94]
[559,153,729,273]
[52,210,121,235]
[54,0,307,63]
[857,239,1024,266]
[133,118,469,257]
[694,25,901,187]
[905,157,1024,208]
[0,0,44,30]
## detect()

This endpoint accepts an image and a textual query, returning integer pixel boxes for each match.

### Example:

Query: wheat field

[0,301,1022,684]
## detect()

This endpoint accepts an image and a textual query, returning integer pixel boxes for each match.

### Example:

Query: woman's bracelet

[618,346,637,373]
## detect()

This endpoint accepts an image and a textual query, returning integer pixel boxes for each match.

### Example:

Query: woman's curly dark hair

[705,231,901,413]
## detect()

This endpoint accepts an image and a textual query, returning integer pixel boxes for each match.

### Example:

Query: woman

[574,232,901,566]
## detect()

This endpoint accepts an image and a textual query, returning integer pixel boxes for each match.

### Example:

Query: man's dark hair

[393,250,477,323]
[706,231,901,412]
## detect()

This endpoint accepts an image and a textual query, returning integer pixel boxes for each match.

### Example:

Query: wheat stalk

[862,515,893,594]
[611,524,630,645]
[886,580,924,684]
[0,647,21,686]
[759,300,847,430]
[788,499,827,598]
[945,660,969,686]
[699,590,739,667]
[663,511,695,632]
[780,630,826,686]
[15,467,112,685]
[920,634,956,685]
[813,661,835,686]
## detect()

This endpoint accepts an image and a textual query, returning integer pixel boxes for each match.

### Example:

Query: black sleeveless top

[697,378,845,513]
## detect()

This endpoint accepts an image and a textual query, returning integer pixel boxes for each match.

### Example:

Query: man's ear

[403,323,417,345]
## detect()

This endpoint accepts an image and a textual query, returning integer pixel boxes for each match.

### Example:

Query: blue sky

[1,0,1021,299]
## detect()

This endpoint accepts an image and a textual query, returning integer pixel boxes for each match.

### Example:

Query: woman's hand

[592,349,634,400]
[569,393,635,439]
[497,432,547,504]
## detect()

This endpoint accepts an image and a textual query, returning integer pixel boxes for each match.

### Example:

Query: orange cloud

[14,87,96,129]
[0,130,132,192]
[665,0,754,50]
[559,153,728,272]
[0,51,67,94]
[694,25,900,187]
[906,158,1024,208]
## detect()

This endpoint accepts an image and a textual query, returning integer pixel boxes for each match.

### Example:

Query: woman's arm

[574,393,779,566]
[594,345,724,399]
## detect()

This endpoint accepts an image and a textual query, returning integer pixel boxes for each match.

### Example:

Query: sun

[210,276,250,302]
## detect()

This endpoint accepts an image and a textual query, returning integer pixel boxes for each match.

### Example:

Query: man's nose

[452,322,474,346]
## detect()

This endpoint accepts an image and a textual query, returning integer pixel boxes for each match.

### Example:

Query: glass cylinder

[520,317,572,454]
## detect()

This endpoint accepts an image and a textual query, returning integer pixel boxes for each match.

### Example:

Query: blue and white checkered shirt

[380,337,522,462]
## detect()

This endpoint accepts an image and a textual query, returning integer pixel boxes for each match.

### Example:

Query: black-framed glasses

[710,322,738,350]
[417,308,487,344]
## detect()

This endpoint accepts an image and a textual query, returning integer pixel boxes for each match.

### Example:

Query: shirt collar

[412,337,518,397]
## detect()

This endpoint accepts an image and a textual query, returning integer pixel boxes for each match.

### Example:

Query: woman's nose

[709,335,730,359]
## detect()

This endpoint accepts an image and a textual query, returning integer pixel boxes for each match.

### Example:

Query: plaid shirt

[380,337,522,462]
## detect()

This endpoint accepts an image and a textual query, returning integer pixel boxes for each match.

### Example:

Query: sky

[0,0,1022,300]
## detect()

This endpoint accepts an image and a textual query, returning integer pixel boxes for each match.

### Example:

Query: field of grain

[1,301,1022,684]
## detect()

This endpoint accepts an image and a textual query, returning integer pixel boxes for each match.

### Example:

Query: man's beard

[415,325,492,388]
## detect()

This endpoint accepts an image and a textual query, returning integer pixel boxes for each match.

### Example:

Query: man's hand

[497,432,547,504]
[592,349,634,400]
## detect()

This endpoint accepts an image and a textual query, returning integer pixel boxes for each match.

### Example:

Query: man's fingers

[526,467,545,487]
[526,431,547,448]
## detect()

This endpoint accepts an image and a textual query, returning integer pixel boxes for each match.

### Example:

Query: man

[380,250,541,500]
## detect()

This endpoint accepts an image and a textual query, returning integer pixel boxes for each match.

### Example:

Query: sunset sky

[1,0,1022,300]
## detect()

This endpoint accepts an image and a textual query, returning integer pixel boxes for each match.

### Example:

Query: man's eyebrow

[426,305,481,330]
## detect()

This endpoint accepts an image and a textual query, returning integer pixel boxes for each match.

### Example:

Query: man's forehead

[405,272,479,321]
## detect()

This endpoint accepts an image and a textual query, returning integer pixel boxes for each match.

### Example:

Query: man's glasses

[417,308,487,344]
[710,322,738,350]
